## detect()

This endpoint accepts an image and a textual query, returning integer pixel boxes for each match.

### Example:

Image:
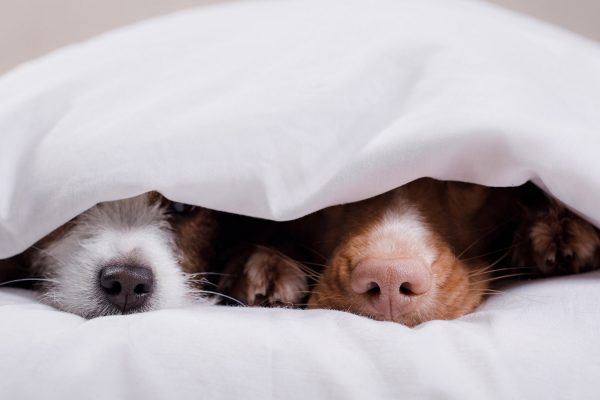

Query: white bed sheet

[1,273,599,399]
[1,0,600,398]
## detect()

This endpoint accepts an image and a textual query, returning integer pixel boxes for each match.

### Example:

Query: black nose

[99,264,154,313]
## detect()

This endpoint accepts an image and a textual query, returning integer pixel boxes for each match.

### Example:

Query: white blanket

[1,273,599,399]
[1,0,599,398]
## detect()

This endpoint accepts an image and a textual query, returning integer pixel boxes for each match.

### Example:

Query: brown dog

[218,179,600,326]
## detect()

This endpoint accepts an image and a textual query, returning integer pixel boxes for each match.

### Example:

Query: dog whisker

[187,272,233,277]
[471,272,535,285]
[196,290,247,307]
[187,278,219,288]
[0,278,59,286]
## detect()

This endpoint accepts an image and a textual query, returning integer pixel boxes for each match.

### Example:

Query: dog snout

[350,258,431,321]
[99,264,154,313]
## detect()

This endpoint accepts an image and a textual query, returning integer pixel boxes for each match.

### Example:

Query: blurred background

[1,0,598,74]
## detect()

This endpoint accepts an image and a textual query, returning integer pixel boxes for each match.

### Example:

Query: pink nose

[350,258,432,321]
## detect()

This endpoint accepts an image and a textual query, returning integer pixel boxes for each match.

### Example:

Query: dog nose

[99,264,154,313]
[350,258,431,321]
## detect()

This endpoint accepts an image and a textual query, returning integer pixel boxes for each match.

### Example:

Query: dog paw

[220,247,308,307]
[513,198,600,275]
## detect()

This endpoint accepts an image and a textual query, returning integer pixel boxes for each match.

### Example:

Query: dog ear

[515,182,554,212]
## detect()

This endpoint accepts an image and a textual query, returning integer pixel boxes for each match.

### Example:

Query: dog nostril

[399,282,414,296]
[134,283,151,295]
[103,281,122,295]
[366,282,381,296]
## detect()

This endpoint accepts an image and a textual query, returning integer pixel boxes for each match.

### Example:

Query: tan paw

[221,247,308,307]
[513,199,600,275]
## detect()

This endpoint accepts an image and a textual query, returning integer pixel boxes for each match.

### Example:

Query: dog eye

[170,202,197,214]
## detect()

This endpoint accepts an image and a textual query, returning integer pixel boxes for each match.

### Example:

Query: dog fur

[218,179,600,326]
[8,192,217,318]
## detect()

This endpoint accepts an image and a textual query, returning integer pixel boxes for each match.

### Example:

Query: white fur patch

[364,200,436,266]
[31,195,195,318]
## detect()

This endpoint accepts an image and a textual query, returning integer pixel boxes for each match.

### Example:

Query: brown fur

[148,192,217,275]
[298,179,521,326]
[169,207,217,276]
[512,196,600,275]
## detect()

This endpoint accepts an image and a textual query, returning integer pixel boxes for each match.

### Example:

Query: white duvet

[1,0,599,398]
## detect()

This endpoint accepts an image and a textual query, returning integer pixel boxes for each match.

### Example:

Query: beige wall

[0,0,598,75]
[485,0,600,41]
[0,0,224,74]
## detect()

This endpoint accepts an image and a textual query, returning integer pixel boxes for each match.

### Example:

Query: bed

[1,0,599,398]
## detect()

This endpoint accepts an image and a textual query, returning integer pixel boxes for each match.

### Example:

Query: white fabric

[1,0,600,398]
[1,274,599,399]
[1,0,600,258]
